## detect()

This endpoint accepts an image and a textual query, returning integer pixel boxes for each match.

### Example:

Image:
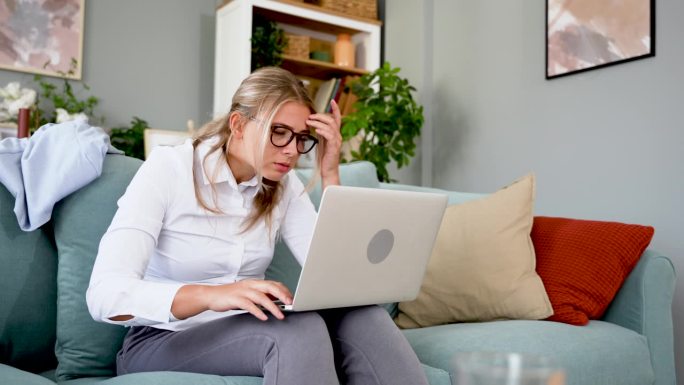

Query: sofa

[0,154,676,385]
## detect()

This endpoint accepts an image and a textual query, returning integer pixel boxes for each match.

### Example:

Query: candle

[17,108,30,138]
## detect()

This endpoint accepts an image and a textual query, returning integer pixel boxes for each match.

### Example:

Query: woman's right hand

[171,280,293,322]
[205,279,293,321]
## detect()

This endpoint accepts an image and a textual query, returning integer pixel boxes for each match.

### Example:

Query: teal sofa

[0,154,676,385]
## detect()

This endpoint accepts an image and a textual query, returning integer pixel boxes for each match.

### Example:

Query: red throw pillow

[531,216,654,325]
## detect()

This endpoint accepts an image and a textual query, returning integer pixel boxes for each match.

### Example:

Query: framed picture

[546,0,655,79]
[143,129,193,159]
[0,0,85,79]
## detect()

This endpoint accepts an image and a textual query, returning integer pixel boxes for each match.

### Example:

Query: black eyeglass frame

[249,117,319,154]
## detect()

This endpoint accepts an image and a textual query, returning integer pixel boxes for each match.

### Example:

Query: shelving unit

[213,0,381,116]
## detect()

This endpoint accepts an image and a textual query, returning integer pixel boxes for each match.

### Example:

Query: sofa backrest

[0,184,58,373]
[379,182,485,205]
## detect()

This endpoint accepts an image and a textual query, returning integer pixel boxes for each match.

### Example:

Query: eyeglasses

[270,124,318,154]
[249,118,318,154]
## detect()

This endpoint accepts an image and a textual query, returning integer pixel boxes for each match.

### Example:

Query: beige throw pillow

[395,174,553,329]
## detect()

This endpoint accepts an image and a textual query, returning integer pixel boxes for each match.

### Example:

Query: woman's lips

[274,162,291,172]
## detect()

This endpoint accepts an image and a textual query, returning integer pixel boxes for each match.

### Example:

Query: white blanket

[0,119,123,231]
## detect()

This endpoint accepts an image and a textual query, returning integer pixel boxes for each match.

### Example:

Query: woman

[87,67,429,385]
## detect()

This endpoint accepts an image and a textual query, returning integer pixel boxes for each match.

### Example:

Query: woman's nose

[283,138,298,155]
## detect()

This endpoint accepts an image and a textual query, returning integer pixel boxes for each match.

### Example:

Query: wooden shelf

[273,0,382,26]
[281,55,368,78]
[254,7,358,35]
[220,0,383,27]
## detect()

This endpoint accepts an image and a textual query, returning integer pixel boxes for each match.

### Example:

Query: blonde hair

[192,67,321,232]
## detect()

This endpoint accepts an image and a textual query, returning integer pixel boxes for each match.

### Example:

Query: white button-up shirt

[86,139,316,331]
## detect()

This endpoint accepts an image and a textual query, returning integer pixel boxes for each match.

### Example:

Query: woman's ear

[229,111,245,139]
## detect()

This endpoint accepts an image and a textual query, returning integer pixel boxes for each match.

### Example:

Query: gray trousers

[117,305,429,385]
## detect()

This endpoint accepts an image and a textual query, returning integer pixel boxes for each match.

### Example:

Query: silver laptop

[278,185,448,312]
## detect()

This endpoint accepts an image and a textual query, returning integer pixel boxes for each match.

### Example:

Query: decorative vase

[334,33,355,67]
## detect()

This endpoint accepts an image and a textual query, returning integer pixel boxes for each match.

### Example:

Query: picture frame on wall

[546,0,655,79]
[0,0,85,79]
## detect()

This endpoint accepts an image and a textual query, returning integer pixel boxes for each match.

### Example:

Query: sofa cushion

[0,364,56,385]
[0,185,57,373]
[52,155,143,381]
[402,320,654,385]
[420,363,451,385]
[531,216,654,325]
[266,161,381,290]
[395,174,553,328]
[61,372,262,385]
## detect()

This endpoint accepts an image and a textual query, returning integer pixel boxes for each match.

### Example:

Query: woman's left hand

[306,100,342,187]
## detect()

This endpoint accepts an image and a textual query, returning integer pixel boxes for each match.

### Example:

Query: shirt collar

[195,138,259,197]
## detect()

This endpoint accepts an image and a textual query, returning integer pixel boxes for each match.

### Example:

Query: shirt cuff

[131,281,184,324]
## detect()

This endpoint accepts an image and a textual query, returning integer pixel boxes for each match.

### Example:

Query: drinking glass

[453,351,565,385]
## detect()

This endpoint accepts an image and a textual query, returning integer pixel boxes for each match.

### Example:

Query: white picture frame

[143,128,192,159]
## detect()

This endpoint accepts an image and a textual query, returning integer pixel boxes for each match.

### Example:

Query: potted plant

[250,15,287,70]
[109,117,150,160]
[341,62,424,182]
[33,58,101,130]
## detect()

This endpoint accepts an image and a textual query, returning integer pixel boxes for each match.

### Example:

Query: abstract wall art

[0,0,85,79]
[546,0,655,79]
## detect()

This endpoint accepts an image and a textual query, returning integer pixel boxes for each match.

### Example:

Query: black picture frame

[546,0,656,79]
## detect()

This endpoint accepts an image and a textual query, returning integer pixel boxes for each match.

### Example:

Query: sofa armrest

[603,249,677,385]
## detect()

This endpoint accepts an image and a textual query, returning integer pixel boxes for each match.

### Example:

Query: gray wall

[382,0,427,186]
[386,0,684,381]
[0,0,217,130]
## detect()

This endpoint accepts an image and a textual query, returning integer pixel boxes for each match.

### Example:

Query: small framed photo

[0,0,86,79]
[143,129,193,159]
[546,0,655,79]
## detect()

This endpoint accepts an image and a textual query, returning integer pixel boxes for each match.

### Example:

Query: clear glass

[453,352,566,385]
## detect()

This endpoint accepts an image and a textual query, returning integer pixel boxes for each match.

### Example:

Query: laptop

[278,185,448,312]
